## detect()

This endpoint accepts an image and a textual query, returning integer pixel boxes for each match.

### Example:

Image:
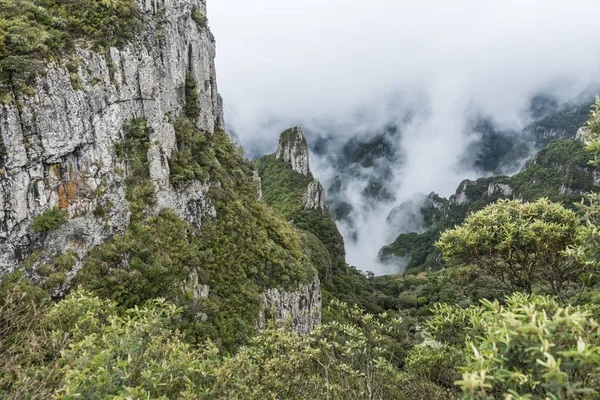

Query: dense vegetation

[256,152,386,313]
[381,138,600,273]
[71,116,318,351]
[3,1,600,394]
[0,0,140,96]
[427,293,600,399]
[30,207,69,233]
[0,288,449,399]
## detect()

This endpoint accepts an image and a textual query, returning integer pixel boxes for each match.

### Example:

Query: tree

[0,288,448,399]
[427,293,600,399]
[436,198,581,299]
[566,97,600,274]
[582,96,600,168]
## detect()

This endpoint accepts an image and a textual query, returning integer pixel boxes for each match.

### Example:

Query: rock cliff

[0,0,321,335]
[275,127,310,176]
[258,277,321,334]
[303,180,327,212]
[0,0,221,273]
[273,127,327,212]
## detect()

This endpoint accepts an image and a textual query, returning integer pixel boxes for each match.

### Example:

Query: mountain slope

[0,0,320,349]
[257,127,388,313]
[381,138,600,272]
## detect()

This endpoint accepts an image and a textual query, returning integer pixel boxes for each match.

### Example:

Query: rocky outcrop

[451,181,472,206]
[487,183,513,197]
[0,0,221,274]
[275,127,328,214]
[253,170,263,201]
[576,127,591,143]
[184,270,210,322]
[258,277,321,334]
[450,180,513,207]
[275,127,310,176]
[303,180,326,211]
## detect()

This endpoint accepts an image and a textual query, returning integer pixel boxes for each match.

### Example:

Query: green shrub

[0,0,141,96]
[437,198,581,299]
[36,252,77,292]
[191,9,208,30]
[75,208,200,309]
[69,73,82,90]
[169,118,214,185]
[582,96,600,167]
[184,72,200,119]
[116,118,155,220]
[428,294,600,399]
[31,207,69,232]
[0,284,54,397]
[405,342,464,390]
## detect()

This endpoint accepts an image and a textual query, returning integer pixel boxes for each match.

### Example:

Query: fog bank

[209,0,600,274]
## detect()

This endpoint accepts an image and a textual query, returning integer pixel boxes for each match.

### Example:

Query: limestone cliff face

[275,127,327,213]
[276,127,310,176]
[303,180,326,212]
[258,277,321,334]
[450,180,515,207]
[0,0,223,273]
[0,0,322,334]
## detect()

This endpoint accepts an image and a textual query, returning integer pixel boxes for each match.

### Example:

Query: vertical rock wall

[276,127,310,176]
[258,277,322,334]
[0,0,221,273]
[0,1,323,334]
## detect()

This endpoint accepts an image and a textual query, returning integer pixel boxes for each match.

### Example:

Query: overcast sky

[210,0,600,135]
[208,0,600,273]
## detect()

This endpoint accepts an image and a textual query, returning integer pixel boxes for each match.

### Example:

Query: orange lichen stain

[53,163,94,210]
[58,185,69,209]
[66,181,76,200]
[58,181,79,209]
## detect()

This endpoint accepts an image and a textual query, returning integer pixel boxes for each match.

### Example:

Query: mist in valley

[210,0,600,275]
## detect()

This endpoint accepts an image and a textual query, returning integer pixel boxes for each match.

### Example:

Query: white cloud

[208,0,600,273]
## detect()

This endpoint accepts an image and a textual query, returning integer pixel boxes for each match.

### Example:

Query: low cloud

[209,0,600,274]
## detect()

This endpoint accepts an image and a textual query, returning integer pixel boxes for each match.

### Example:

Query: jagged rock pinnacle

[303,180,326,212]
[276,127,310,176]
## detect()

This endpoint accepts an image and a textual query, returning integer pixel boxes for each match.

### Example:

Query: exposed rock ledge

[258,277,322,334]
[303,180,326,211]
[276,127,310,176]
